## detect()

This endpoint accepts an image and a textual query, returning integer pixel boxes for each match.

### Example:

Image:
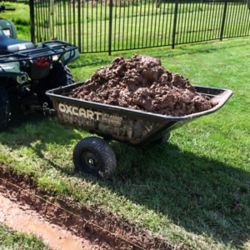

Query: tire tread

[73,136,116,179]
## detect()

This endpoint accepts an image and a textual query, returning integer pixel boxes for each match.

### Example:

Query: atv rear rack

[0,41,78,64]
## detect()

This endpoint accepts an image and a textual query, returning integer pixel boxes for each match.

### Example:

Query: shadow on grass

[1,116,249,248]
[109,142,250,248]
[1,115,83,175]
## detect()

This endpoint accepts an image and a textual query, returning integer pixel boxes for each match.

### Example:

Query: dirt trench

[0,164,185,250]
[0,192,90,250]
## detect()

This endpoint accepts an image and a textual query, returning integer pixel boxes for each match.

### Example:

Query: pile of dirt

[71,55,215,116]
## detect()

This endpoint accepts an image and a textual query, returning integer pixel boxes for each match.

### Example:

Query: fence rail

[30,0,250,54]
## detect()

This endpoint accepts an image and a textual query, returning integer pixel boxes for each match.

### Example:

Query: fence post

[29,0,35,43]
[108,0,113,55]
[48,0,55,40]
[220,0,228,41]
[78,0,81,52]
[172,0,179,49]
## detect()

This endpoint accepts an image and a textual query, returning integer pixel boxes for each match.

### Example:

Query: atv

[0,5,79,130]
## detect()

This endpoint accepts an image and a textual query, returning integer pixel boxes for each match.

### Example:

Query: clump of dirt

[71,55,215,116]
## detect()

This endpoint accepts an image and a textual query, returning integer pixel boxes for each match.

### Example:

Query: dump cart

[47,83,232,179]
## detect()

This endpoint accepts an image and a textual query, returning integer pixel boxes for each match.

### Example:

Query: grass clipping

[71,55,215,116]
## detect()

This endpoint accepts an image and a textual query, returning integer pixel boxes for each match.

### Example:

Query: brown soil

[0,193,89,250]
[0,164,186,250]
[71,55,215,116]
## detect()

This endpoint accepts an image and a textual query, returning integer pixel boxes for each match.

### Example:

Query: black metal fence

[30,0,250,54]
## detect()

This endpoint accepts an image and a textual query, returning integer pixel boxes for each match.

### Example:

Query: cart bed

[47,83,232,145]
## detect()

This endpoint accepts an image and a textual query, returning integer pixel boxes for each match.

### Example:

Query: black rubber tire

[73,137,117,179]
[149,132,170,145]
[50,63,75,87]
[36,62,74,105]
[0,88,11,130]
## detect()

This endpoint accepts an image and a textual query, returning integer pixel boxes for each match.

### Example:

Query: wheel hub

[87,157,95,168]
[81,151,99,170]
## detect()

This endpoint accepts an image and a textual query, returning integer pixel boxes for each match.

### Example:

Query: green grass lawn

[34,1,250,52]
[1,1,249,52]
[0,224,49,250]
[0,38,249,249]
[0,2,250,249]
[0,1,30,40]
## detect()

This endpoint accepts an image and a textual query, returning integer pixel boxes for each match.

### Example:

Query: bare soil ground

[71,55,215,116]
[0,192,89,250]
[0,164,184,250]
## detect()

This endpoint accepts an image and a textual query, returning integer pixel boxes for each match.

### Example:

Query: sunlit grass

[0,2,249,249]
[0,37,249,249]
[0,224,49,250]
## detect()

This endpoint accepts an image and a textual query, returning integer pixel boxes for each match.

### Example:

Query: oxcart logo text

[58,103,102,120]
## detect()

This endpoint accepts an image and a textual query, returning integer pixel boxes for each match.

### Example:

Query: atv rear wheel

[36,62,74,105]
[50,62,74,87]
[0,88,11,130]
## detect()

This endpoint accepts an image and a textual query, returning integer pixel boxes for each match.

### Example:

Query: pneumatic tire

[0,88,11,130]
[36,62,74,106]
[50,63,74,87]
[73,137,117,179]
[149,132,170,146]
